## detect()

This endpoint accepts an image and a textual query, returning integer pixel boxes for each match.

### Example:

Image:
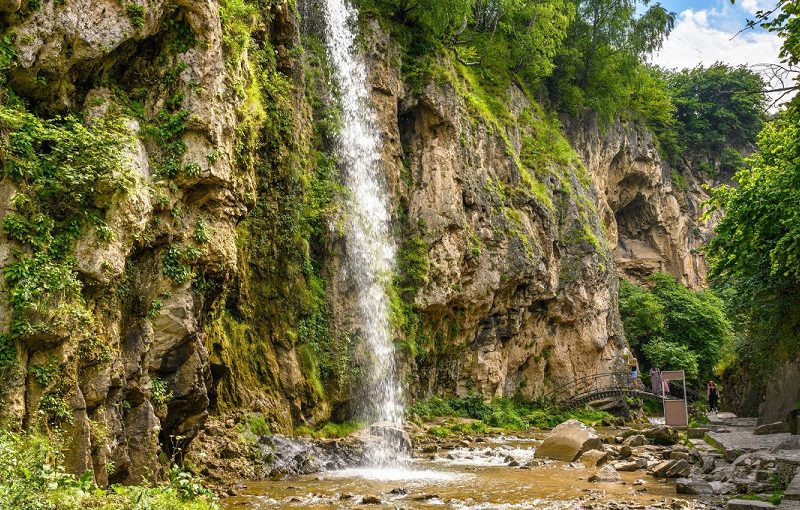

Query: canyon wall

[0,0,722,483]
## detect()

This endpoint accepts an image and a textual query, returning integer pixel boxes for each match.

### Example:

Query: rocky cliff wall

[0,0,641,482]
[563,114,720,290]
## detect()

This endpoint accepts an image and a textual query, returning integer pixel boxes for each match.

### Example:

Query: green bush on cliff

[0,431,219,510]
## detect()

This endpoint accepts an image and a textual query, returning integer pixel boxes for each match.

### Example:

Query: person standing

[630,362,639,389]
[650,367,662,396]
[707,381,719,413]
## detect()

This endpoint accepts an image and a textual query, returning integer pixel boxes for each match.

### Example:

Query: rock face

[757,358,800,428]
[536,419,603,462]
[0,1,673,483]
[563,114,719,289]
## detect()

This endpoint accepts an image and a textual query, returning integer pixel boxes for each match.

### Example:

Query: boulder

[644,425,680,445]
[651,459,691,478]
[535,420,603,462]
[726,499,776,510]
[688,428,710,439]
[624,434,648,447]
[754,421,790,435]
[619,445,633,458]
[676,477,715,495]
[771,435,800,452]
[588,465,622,483]
[614,458,648,471]
[579,449,610,468]
[709,481,736,495]
[701,456,716,474]
[670,451,690,461]
[369,422,413,452]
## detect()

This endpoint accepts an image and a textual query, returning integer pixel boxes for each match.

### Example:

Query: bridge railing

[540,371,632,404]
[540,370,704,406]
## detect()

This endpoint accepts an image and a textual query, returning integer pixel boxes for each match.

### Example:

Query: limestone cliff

[0,0,647,483]
[563,114,721,290]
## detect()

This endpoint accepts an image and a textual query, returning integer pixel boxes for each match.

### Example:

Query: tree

[546,0,675,120]
[662,64,766,173]
[618,275,733,384]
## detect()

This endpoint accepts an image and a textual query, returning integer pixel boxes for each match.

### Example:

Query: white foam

[324,467,468,482]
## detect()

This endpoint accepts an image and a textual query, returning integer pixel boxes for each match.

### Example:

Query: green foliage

[618,278,664,348]
[706,108,800,380]
[409,394,613,430]
[619,275,733,384]
[150,376,173,407]
[296,419,366,439]
[162,245,201,284]
[126,3,146,28]
[0,430,219,510]
[0,101,130,357]
[661,64,766,172]
[547,0,675,122]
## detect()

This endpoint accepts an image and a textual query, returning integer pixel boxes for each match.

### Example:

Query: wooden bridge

[542,371,700,411]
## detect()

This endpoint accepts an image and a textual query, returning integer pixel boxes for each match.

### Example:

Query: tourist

[650,367,662,396]
[630,362,639,389]
[707,381,719,413]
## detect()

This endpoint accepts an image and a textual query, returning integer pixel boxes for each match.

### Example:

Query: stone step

[778,502,800,510]
[784,473,800,501]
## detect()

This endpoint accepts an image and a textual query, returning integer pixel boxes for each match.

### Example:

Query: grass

[738,491,783,505]
[409,394,614,431]
[0,431,219,510]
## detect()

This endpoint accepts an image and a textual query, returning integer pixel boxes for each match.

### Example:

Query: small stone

[389,487,407,495]
[360,495,382,504]
[669,451,690,461]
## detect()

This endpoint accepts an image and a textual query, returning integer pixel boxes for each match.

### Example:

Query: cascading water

[322,0,405,466]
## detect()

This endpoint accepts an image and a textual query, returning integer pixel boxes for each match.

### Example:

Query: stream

[221,435,710,510]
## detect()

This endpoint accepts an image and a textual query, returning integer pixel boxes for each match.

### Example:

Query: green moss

[126,3,146,28]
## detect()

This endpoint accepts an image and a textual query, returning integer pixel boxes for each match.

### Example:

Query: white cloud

[651,9,793,107]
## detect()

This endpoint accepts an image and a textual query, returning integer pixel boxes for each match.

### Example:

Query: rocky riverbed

[182,413,800,510]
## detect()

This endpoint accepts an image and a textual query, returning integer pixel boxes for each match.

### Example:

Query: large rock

[758,358,800,428]
[676,477,714,495]
[369,422,413,452]
[623,434,647,447]
[754,421,790,435]
[644,425,680,445]
[588,465,622,483]
[651,459,691,478]
[579,449,610,467]
[726,499,776,510]
[536,420,603,462]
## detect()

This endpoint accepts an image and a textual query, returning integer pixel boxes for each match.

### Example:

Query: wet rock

[726,499,776,510]
[754,422,789,435]
[701,456,716,474]
[619,445,633,458]
[644,426,680,446]
[669,451,690,461]
[536,420,603,462]
[652,459,691,478]
[671,499,691,510]
[370,422,413,452]
[614,458,648,471]
[676,477,714,495]
[589,465,622,483]
[580,449,610,468]
[389,487,407,495]
[360,495,382,504]
[624,435,648,447]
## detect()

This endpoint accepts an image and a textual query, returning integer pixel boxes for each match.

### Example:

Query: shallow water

[222,437,698,510]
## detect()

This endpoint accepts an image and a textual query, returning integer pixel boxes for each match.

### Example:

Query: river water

[222,436,702,509]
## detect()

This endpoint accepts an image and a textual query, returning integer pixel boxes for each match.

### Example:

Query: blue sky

[648,0,790,104]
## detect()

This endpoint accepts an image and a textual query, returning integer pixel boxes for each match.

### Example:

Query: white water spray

[322,0,405,465]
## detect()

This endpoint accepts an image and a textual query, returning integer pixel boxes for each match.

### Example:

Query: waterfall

[322,0,405,465]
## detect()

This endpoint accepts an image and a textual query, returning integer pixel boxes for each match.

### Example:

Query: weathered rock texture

[563,114,720,289]
[0,1,666,483]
